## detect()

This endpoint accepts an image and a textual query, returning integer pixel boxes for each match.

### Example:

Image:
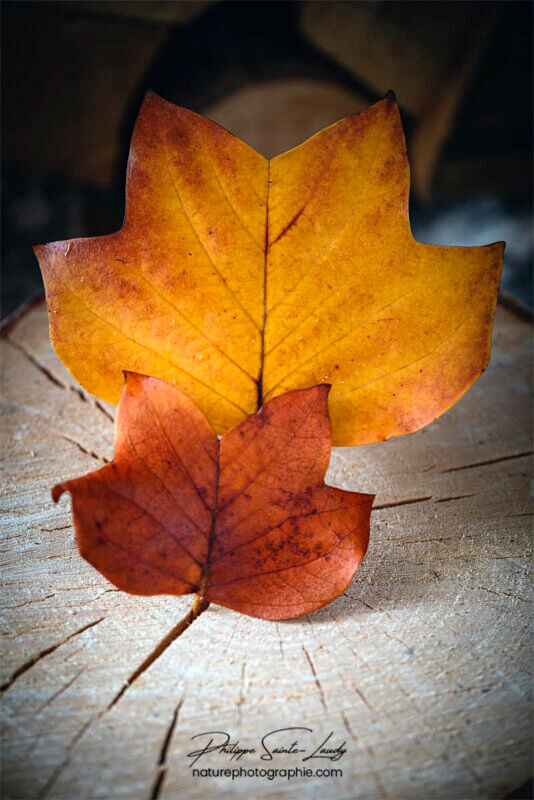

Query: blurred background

[2,0,532,320]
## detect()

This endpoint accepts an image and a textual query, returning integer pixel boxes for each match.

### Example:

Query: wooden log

[1,301,531,799]
[206,79,368,160]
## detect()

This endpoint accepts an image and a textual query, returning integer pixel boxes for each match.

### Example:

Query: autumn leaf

[35,91,503,445]
[52,374,373,620]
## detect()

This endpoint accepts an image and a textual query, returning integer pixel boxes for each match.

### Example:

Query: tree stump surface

[1,301,532,800]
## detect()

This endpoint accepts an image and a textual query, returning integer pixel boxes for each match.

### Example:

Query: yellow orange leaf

[35,91,503,445]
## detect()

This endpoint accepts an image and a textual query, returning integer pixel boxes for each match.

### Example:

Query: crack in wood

[353,683,375,713]
[302,645,328,712]
[4,593,56,609]
[6,336,114,426]
[466,585,529,603]
[150,696,184,800]
[275,622,286,664]
[441,450,533,473]
[87,588,120,603]
[35,667,87,715]
[92,399,115,424]
[42,553,74,561]
[340,711,388,798]
[1,617,104,693]
[349,596,417,656]
[373,496,432,510]
[435,493,478,503]
[63,646,85,664]
[380,534,476,545]
[40,524,72,532]
[236,661,247,730]
[59,434,110,464]
[340,710,357,741]
[344,593,375,612]
[108,597,209,711]
[37,712,99,799]
[6,337,65,390]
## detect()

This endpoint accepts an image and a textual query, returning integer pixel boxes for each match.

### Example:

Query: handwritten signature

[187,728,347,767]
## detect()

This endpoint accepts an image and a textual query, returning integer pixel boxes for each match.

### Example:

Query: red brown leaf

[53,374,373,619]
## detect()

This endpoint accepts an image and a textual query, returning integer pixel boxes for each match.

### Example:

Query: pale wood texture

[206,79,368,160]
[1,302,532,800]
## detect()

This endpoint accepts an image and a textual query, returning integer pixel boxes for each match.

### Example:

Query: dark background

[2,0,532,320]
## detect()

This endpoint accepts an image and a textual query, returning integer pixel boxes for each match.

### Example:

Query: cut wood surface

[1,302,532,800]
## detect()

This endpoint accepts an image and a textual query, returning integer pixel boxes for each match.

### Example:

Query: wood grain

[1,303,531,799]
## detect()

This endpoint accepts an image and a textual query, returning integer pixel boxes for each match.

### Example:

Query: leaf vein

[49,269,249,416]
[139,383,213,516]
[208,541,341,587]
[134,271,256,383]
[125,430,210,541]
[97,478,204,568]
[265,286,415,396]
[331,320,471,399]
[159,133,262,332]
[213,504,352,562]
[196,129,266,250]
[218,395,319,511]
[266,125,394,316]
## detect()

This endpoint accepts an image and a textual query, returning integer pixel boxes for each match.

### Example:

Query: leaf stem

[191,592,210,619]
